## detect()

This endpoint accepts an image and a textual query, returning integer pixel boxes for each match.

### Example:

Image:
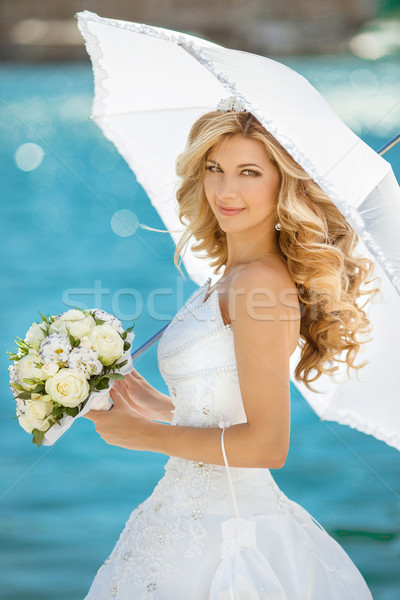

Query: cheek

[246,180,279,212]
[203,177,215,203]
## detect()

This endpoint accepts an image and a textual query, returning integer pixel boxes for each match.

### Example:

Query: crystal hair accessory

[216,96,249,113]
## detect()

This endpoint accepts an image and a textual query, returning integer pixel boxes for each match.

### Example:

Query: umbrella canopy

[76,10,400,451]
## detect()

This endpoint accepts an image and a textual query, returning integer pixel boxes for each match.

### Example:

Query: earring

[275,222,282,231]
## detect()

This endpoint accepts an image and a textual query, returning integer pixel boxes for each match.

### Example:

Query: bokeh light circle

[111,209,139,237]
[15,143,44,171]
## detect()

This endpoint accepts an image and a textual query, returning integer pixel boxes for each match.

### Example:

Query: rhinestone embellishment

[191,508,202,520]
[146,582,157,592]
[217,96,249,113]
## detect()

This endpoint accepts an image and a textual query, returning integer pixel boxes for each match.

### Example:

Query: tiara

[216,96,249,113]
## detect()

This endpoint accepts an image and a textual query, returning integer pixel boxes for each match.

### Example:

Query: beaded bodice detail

[157,277,247,428]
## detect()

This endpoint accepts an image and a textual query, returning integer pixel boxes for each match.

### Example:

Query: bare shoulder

[230,257,289,291]
[229,258,296,312]
[227,258,300,351]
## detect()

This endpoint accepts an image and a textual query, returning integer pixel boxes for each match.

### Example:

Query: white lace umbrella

[76,10,400,452]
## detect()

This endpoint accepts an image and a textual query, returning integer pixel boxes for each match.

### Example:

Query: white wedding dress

[84,278,373,600]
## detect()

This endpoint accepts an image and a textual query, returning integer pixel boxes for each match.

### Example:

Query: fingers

[82,386,130,426]
[124,368,143,384]
[82,402,114,421]
[110,385,129,407]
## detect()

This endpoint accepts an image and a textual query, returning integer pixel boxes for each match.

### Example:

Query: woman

[83,104,377,598]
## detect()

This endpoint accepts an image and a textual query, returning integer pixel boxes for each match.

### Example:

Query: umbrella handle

[130,322,171,361]
[378,133,400,156]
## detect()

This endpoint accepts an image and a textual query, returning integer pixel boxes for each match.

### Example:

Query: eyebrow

[206,159,264,171]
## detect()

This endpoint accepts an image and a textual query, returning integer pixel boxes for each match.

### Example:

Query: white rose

[17,411,34,433]
[25,322,47,344]
[90,390,113,411]
[89,325,124,366]
[17,395,54,433]
[45,368,89,407]
[41,362,59,380]
[60,310,96,339]
[15,352,44,391]
[48,318,68,335]
[79,336,93,349]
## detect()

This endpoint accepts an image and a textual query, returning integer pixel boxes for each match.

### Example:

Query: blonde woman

[83,105,376,599]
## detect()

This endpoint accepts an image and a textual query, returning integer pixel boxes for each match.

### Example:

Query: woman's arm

[86,263,293,469]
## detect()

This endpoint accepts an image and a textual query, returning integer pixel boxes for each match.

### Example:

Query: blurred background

[1,1,399,599]
[0,0,400,59]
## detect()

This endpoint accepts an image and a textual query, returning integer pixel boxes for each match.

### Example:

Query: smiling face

[203,134,281,234]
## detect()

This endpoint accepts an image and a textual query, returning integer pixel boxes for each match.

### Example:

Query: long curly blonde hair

[166,110,380,392]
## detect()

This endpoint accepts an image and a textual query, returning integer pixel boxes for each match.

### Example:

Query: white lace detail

[169,375,226,427]
[95,456,225,599]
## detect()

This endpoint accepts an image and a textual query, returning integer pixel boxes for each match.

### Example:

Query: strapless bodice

[157,278,247,428]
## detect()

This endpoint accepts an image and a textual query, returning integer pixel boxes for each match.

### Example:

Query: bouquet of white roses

[7,308,135,447]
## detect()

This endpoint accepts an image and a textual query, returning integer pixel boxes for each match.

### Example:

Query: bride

[82,104,376,598]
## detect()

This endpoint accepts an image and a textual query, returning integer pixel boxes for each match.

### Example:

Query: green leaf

[121,331,127,340]
[107,373,125,381]
[114,360,128,369]
[31,385,45,393]
[65,406,80,417]
[52,405,65,418]
[125,325,135,332]
[95,378,110,390]
[123,341,131,352]
[16,392,31,400]
[32,429,45,448]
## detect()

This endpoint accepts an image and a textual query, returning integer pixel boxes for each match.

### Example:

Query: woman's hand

[83,385,152,450]
[113,367,174,423]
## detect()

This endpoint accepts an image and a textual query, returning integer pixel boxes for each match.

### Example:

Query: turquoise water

[1,58,399,599]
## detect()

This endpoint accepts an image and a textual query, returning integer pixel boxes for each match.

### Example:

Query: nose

[215,174,238,200]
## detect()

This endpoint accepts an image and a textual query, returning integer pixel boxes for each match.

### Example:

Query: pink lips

[218,205,245,216]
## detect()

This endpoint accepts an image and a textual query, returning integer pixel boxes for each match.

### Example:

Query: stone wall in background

[0,0,381,60]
